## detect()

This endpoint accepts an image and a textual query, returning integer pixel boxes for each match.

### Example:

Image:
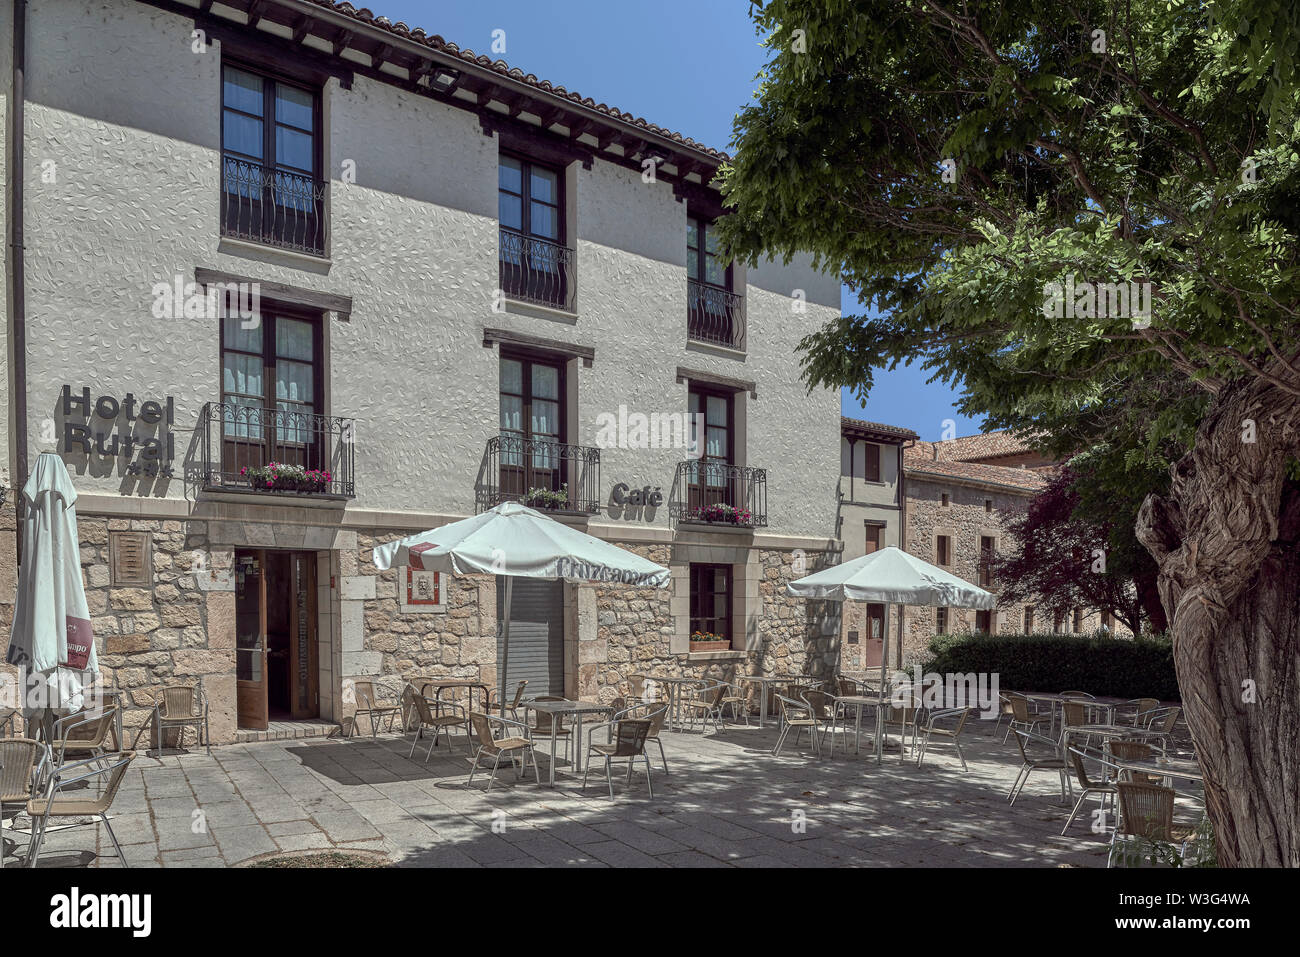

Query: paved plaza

[1,712,1198,869]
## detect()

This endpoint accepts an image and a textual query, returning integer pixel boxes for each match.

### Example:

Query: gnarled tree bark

[1137,368,1300,867]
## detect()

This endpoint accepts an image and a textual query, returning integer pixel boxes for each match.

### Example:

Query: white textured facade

[1,0,845,743]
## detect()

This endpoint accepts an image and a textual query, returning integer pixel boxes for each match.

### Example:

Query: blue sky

[374,0,980,440]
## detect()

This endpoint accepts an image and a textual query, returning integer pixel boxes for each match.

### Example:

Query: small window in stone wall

[936,535,952,566]
[935,606,949,633]
[109,531,152,587]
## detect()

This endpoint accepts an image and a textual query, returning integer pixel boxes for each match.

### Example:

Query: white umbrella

[6,452,99,729]
[373,502,670,709]
[786,546,994,760]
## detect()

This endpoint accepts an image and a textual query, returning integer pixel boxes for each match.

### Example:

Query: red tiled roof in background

[909,429,1050,464]
[902,452,1050,493]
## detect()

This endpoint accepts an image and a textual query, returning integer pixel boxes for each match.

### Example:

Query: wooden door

[864,603,886,668]
[289,553,319,719]
[235,549,269,730]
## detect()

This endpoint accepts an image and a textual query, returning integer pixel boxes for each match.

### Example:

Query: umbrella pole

[498,577,513,716]
[878,602,889,764]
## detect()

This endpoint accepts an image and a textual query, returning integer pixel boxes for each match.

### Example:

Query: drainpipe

[8,0,29,552]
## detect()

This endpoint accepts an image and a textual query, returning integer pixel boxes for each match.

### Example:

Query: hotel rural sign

[61,384,176,476]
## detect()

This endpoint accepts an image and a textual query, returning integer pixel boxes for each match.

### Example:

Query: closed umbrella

[787,546,994,760]
[6,452,99,734]
[373,502,670,710]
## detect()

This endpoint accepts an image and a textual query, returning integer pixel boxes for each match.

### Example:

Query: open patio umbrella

[786,546,994,760]
[373,502,671,710]
[6,452,99,732]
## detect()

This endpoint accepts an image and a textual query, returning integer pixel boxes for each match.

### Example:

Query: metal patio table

[1024,693,1117,736]
[421,679,490,711]
[740,675,808,728]
[638,675,703,731]
[831,694,890,761]
[521,698,615,787]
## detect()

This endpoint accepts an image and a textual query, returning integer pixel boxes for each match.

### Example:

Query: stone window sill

[686,650,747,662]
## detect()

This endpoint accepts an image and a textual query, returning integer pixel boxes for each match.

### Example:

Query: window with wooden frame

[220,310,324,478]
[975,609,993,634]
[860,443,881,482]
[864,522,885,554]
[220,62,325,254]
[1073,608,1084,633]
[686,215,744,349]
[689,563,733,647]
[686,384,735,513]
[498,154,571,308]
[1024,605,1035,632]
[941,492,950,507]
[935,606,949,634]
[936,534,952,566]
[499,353,566,505]
[978,535,995,587]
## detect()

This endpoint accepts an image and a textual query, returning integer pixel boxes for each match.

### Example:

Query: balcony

[221,157,328,256]
[499,228,575,310]
[687,279,745,351]
[477,435,601,514]
[669,461,768,528]
[197,401,355,499]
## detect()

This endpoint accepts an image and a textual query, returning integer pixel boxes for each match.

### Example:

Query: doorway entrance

[235,549,319,730]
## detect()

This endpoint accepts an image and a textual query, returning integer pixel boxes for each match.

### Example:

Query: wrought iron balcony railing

[669,460,768,528]
[197,401,355,498]
[687,279,745,351]
[499,228,575,310]
[221,156,328,256]
[477,435,601,514]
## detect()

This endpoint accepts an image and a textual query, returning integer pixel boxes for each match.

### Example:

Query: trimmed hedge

[919,632,1179,702]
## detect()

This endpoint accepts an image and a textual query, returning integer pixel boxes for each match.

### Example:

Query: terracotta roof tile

[909,429,1045,463]
[301,0,729,161]
[840,417,919,440]
[903,449,1051,493]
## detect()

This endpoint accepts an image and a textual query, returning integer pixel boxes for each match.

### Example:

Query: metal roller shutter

[497,578,565,697]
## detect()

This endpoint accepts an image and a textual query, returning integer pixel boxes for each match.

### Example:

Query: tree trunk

[1134,567,1168,633]
[1137,371,1300,867]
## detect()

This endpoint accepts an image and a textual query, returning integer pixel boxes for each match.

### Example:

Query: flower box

[521,484,570,510]
[240,462,332,495]
[687,503,753,525]
[690,640,732,652]
[689,631,731,652]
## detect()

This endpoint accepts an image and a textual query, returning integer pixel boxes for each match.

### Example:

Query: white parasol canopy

[786,546,994,762]
[6,452,99,717]
[374,502,670,708]
[786,546,996,608]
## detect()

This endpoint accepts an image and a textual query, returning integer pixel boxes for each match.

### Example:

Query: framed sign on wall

[399,567,446,614]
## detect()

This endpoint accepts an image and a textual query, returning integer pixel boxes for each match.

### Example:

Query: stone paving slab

[4,716,1191,868]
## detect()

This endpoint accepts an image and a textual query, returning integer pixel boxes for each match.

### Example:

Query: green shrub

[919,632,1179,701]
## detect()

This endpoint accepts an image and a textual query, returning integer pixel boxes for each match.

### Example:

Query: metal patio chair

[466,712,540,791]
[1107,739,1163,785]
[719,681,750,725]
[772,694,821,758]
[1108,781,1197,868]
[1,737,46,869]
[404,684,469,760]
[881,703,921,762]
[680,680,727,733]
[915,707,971,771]
[486,680,529,721]
[801,689,840,755]
[24,751,136,868]
[352,679,402,738]
[1062,745,1118,835]
[1004,693,1050,742]
[581,716,654,799]
[1120,697,1161,727]
[148,685,209,755]
[52,706,121,766]
[1143,707,1181,750]
[1008,728,1069,805]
